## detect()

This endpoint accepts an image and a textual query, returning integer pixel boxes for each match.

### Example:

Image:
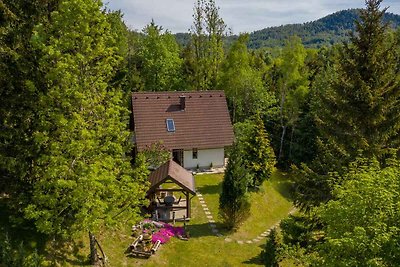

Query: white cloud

[105,0,400,33]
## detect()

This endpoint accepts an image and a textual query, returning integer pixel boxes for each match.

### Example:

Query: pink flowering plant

[150,223,186,244]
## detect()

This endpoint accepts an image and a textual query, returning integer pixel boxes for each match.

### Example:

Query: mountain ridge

[174,9,400,49]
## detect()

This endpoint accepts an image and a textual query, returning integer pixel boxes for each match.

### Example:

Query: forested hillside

[1,0,399,266]
[248,9,400,48]
[175,9,400,48]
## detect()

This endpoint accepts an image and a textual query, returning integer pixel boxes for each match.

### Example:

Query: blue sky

[105,0,400,33]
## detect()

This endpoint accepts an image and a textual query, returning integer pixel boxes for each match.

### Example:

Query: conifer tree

[243,114,276,188]
[295,0,400,209]
[316,0,400,161]
[219,144,251,230]
[264,229,280,267]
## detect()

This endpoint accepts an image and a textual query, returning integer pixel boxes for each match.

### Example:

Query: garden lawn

[1,170,294,266]
[94,170,294,266]
[195,171,294,239]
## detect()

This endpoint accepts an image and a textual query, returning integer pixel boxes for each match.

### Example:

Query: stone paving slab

[237,241,244,244]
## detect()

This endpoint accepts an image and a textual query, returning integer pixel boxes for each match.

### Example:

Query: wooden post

[89,231,99,265]
[173,211,176,225]
[186,192,191,219]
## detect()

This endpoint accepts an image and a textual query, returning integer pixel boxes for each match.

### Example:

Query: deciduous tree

[138,20,184,91]
[23,0,149,264]
[219,34,276,123]
[189,0,226,90]
[316,158,400,266]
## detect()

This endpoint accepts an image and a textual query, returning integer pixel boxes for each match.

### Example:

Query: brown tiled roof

[147,160,196,195]
[132,90,234,151]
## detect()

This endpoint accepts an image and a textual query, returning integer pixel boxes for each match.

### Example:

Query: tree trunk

[289,125,295,161]
[279,125,287,160]
[89,231,99,265]
[279,84,287,160]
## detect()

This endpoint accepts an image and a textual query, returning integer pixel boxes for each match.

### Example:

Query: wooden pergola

[147,160,196,221]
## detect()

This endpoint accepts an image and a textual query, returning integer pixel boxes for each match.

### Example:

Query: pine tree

[22,0,149,264]
[244,114,276,188]
[219,144,251,230]
[316,0,400,161]
[295,0,400,210]
[264,229,280,267]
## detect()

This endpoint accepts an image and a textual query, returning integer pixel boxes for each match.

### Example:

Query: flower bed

[133,220,188,245]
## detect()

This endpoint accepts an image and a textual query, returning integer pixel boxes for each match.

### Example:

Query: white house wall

[183,148,225,169]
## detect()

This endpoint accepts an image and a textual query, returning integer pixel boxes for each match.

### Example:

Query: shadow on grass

[186,222,226,238]
[0,198,47,253]
[270,171,295,201]
[242,244,265,265]
[46,239,90,266]
[196,182,222,195]
[0,198,89,266]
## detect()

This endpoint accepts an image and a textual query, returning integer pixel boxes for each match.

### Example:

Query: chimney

[179,95,186,111]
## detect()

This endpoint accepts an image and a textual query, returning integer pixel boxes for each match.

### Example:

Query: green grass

[0,171,294,266]
[99,170,294,266]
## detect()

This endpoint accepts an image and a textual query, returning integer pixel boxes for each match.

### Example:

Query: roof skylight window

[166,119,175,132]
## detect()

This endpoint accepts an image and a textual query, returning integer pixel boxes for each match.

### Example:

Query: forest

[175,9,400,49]
[0,0,400,266]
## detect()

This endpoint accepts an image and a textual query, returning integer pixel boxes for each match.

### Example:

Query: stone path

[196,192,223,237]
[196,191,296,244]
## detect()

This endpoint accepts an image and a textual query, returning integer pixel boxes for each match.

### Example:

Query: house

[131,91,234,169]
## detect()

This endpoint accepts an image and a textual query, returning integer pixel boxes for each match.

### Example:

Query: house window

[192,148,198,159]
[166,118,175,132]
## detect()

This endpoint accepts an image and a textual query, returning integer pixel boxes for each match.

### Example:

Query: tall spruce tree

[316,0,400,161]
[295,0,400,209]
[245,114,276,188]
[219,144,251,230]
[23,0,148,264]
[235,114,276,189]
